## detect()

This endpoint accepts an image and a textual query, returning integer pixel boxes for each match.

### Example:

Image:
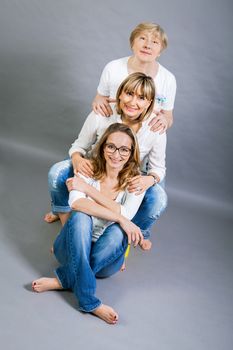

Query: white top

[69,110,166,181]
[97,56,177,112]
[68,174,145,242]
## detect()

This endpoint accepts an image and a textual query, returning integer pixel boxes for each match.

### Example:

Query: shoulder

[104,57,129,70]
[157,63,176,83]
[78,173,98,187]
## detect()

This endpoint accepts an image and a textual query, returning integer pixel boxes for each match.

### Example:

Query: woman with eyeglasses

[33,123,145,324]
[45,72,167,251]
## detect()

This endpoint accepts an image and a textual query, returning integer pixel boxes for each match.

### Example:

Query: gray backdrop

[1,1,233,349]
[1,0,233,209]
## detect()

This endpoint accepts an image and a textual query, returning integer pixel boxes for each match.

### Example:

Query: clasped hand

[127,175,153,195]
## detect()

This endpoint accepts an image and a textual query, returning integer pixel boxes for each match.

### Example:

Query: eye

[107,144,115,150]
[139,36,145,40]
[139,95,145,100]
[126,91,133,96]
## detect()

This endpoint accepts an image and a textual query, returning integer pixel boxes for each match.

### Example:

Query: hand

[127,175,154,195]
[66,176,87,193]
[149,110,169,134]
[119,217,144,247]
[72,155,93,178]
[92,94,116,117]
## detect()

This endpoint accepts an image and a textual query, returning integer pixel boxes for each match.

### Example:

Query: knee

[104,224,126,248]
[48,159,72,191]
[146,185,168,218]
[69,211,92,231]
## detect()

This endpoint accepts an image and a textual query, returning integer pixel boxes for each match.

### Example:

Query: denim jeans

[53,211,128,312]
[48,159,168,239]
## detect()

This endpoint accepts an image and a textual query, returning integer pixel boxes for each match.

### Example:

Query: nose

[143,39,151,49]
[129,94,138,105]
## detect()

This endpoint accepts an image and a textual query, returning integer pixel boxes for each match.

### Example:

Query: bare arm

[67,176,120,214]
[71,198,143,246]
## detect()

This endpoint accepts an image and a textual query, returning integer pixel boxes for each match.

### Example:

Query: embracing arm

[67,176,121,213]
[71,197,143,246]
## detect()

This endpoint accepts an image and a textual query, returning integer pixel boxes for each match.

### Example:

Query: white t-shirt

[68,174,145,242]
[69,111,166,181]
[97,56,176,112]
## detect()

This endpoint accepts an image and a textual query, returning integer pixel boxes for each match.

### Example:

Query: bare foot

[92,304,119,324]
[44,212,59,223]
[139,239,152,251]
[32,277,62,293]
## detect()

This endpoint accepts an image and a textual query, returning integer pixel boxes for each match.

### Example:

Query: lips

[125,105,138,113]
[140,50,152,55]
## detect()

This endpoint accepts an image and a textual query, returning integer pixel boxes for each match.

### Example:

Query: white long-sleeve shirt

[69,110,166,181]
[68,174,145,242]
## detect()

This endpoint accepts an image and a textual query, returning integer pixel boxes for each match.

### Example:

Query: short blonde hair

[115,72,155,122]
[129,22,168,51]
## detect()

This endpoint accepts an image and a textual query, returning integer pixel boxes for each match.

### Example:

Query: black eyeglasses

[104,143,132,157]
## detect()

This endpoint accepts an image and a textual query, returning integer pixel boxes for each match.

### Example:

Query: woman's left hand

[127,175,154,195]
[66,176,87,193]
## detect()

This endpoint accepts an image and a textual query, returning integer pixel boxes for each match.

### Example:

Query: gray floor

[1,140,233,350]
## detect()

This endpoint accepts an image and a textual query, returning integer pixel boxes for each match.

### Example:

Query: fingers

[107,97,116,104]
[93,103,113,117]
[77,159,93,178]
[127,175,144,194]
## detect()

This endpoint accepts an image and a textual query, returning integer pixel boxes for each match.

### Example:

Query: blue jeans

[48,159,167,239]
[54,211,128,312]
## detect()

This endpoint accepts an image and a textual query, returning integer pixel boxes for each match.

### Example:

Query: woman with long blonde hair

[33,123,145,324]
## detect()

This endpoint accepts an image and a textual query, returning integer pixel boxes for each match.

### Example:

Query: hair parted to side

[91,123,141,191]
[129,22,168,51]
[115,72,155,122]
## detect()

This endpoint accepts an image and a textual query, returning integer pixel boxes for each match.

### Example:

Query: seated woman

[45,72,167,250]
[32,123,145,324]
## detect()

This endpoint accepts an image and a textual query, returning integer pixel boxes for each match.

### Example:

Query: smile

[140,51,152,55]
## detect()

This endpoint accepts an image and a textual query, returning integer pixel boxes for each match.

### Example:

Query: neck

[121,114,141,132]
[105,164,121,181]
[128,56,158,77]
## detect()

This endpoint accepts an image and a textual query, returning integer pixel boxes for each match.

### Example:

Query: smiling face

[132,30,162,63]
[119,87,152,122]
[104,131,132,171]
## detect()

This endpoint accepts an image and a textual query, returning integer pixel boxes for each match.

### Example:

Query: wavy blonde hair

[91,123,140,191]
[115,72,155,123]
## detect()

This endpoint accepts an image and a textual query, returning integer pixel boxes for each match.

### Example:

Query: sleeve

[163,74,177,111]
[68,174,93,207]
[120,190,145,220]
[97,62,111,96]
[147,133,167,181]
[68,111,100,157]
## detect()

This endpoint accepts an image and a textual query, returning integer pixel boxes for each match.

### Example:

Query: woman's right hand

[119,217,144,247]
[92,93,115,117]
[72,154,94,178]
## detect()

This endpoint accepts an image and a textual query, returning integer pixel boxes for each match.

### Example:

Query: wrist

[148,173,160,185]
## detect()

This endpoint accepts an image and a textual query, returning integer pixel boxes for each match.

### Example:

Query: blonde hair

[115,72,155,123]
[129,22,168,51]
[91,123,141,191]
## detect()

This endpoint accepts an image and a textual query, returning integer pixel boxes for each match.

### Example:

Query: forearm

[71,198,121,223]
[85,184,121,214]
